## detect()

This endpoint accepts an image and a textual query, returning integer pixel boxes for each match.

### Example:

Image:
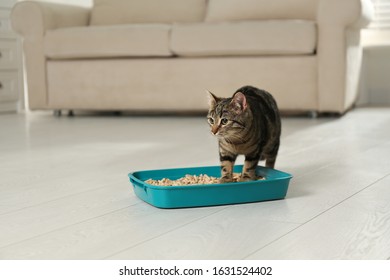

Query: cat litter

[128,165,292,208]
[145,173,264,186]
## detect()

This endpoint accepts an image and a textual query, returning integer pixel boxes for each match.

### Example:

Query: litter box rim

[128,165,292,208]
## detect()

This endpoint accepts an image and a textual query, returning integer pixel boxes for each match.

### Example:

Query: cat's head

[207,90,252,140]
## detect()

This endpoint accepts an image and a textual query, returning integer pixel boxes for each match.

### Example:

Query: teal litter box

[128,165,292,209]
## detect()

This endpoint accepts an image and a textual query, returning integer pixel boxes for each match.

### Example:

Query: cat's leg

[240,155,260,181]
[265,140,280,169]
[265,157,276,169]
[219,153,237,183]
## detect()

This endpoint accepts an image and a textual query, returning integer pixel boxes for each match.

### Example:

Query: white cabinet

[0,0,23,113]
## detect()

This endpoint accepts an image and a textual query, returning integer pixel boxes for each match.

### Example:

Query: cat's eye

[220,118,229,125]
[208,117,214,125]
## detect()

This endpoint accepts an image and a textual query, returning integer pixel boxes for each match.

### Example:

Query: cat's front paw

[219,176,233,183]
[238,174,256,182]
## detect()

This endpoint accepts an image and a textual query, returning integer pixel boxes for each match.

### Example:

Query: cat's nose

[211,125,219,135]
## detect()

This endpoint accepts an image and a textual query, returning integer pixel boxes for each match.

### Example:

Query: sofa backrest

[90,0,319,26]
[205,0,319,22]
[90,0,207,25]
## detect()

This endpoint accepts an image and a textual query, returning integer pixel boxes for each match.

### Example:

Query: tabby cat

[207,85,281,183]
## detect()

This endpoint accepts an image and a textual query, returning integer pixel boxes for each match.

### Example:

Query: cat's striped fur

[207,85,281,182]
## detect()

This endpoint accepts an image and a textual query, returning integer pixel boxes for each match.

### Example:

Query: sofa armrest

[316,0,374,113]
[11,1,90,39]
[10,1,90,110]
[317,0,374,29]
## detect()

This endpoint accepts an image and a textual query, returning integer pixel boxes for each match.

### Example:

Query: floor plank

[0,204,228,259]
[246,174,390,259]
[0,108,389,259]
[107,204,299,260]
[0,183,137,247]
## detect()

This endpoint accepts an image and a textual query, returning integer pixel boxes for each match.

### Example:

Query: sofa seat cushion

[171,20,316,57]
[44,24,172,59]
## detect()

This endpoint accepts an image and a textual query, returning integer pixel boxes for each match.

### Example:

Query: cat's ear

[206,90,219,108]
[231,92,247,113]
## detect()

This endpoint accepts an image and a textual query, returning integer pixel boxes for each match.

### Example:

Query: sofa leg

[53,110,62,117]
[68,110,74,117]
[308,110,318,119]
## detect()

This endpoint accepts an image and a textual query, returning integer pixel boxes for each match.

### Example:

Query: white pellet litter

[145,173,264,186]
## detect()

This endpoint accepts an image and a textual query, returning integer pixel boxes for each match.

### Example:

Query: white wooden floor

[0,107,389,260]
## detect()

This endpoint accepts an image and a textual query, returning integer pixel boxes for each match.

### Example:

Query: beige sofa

[11,0,373,114]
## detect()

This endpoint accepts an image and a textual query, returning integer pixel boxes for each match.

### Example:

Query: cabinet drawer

[0,39,18,69]
[0,71,19,102]
[0,1,16,9]
[0,10,12,33]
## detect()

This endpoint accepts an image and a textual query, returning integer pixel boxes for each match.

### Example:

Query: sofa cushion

[206,0,317,22]
[44,24,172,59]
[90,0,207,25]
[171,20,316,57]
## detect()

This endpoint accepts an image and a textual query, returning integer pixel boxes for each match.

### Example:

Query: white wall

[360,46,390,105]
[358,30,390,105]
